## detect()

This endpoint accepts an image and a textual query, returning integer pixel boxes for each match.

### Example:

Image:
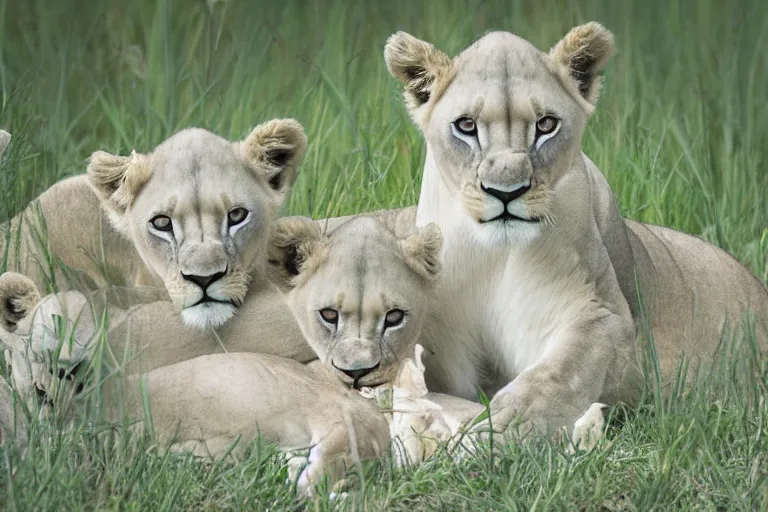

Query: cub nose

[481,183,531,204]
[181,269,227,290]
[334,363,380,382]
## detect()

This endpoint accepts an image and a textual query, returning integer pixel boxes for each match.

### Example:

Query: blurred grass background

[0,0,767,509]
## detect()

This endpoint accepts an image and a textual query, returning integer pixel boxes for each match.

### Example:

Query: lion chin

[180,301,237,329]
[468,214,543,248]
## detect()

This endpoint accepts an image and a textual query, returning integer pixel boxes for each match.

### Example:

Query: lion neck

[415,147,524,276]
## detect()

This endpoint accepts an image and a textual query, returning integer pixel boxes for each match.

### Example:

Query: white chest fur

[416,167,599,398]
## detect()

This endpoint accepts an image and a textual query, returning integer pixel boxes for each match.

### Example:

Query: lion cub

[267,215,443,388]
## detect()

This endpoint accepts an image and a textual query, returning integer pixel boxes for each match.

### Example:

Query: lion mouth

[480,211,541,224]
[189,295,236,308]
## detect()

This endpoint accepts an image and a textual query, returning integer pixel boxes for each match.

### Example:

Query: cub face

[384,23,615,246]
[0,272,93,410]
[86,120,307,329]
[268,216,442,388]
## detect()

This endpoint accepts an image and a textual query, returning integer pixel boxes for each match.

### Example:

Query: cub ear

[549,22,615,108]
[0,130,11,158]
[266,216,326,293]
[240,119,308,198]
[384,32,453,120]
[0,272,40,333]
[86,149,151,216]
[399,222,443,281]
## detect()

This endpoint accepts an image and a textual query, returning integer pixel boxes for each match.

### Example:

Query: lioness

[379,22,768,436]
[2,121,326,372]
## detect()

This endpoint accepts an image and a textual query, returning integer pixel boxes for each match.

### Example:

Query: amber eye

[318,308,339,325]
[536,116,559,135]
[453,117,477,136]
[149,215,173,232]
[227,207,249,227]
[384,309,406,329]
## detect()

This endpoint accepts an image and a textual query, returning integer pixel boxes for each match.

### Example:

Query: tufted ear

[384,32,454,121]
[549,22,615,107]
[239,118,308,198]
[87,149,152,220]
[0,272,40,334]
[266,216,326,293]
[399,222,443,281]
[0,130,10,158]
[394,344,429,397]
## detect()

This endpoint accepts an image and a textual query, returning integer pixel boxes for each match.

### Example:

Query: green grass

[1,0,768,509]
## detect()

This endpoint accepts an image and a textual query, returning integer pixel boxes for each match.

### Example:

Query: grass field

[1,0,768,509]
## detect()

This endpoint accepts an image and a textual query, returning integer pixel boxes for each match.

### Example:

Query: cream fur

[112,355,390,499]
[0,129,11,159]
[0,375,25,446]
[86,120,307,329]
[0,217,443,497]
[0,277,389,498]
[267,215,442,388]
[381,23,768,438]
[364,344,608,467]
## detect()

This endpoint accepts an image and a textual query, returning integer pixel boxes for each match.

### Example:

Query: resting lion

[378,22,768,436]
[4,120,331,373]
[0,215,445,496]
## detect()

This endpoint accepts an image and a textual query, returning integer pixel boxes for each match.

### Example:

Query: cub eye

[453,117,477,136]
[227,207,249,227]
[318,308,339,325]
[536,116,559,135]
[384,309,406,329]
[149,215,173,232]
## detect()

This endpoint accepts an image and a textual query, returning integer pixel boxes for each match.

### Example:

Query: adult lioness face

[385,23,613,245]
[268,216,443,388]
[87,120,307,328]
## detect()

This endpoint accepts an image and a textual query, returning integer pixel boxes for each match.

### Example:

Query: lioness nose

[481,183,530,204]
[181,269,227,290]
[335,363,380,382]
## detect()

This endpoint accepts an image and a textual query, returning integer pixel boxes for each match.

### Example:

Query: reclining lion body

[1,175,150,292]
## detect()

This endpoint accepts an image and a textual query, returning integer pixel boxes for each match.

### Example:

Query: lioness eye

[318,308,339,325]
[227,207,249,227]
[536,116,559,135]
[384,309,406,329]
[149,215,173,232]
[453,117,477,136]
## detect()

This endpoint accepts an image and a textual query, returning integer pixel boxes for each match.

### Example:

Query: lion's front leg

[477,310,636,441]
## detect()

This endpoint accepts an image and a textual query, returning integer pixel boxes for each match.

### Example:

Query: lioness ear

[0,130,11,158]
[399,223,443,281]
[549,22,615,107]
[0,272,40,333]
[240,118,308,198]
[266,216,325,292]
[87,149,151,216]
[384,32,453,120]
